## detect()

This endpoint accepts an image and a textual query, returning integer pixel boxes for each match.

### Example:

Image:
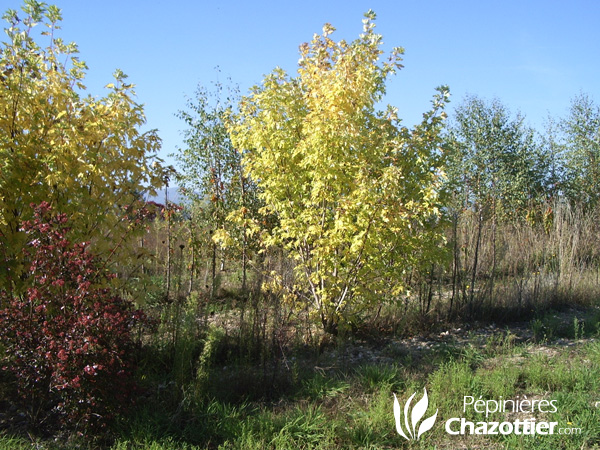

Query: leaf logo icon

[394,388,438,440]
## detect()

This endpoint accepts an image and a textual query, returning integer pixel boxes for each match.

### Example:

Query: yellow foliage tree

[228,11,450,334]
[0,1,163,292]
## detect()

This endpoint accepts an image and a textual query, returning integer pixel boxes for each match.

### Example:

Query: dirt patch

[317,306,599,371]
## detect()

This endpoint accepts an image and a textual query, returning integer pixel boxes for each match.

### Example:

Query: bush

[0,203,147,432]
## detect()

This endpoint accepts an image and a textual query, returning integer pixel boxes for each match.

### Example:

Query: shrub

[0,203,147,432]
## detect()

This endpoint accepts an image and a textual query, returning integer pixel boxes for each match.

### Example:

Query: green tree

[540,116,565,203]
[561,93,600,206]
[0,1,163,292]
[228,12,449,334]
[445,96,549,308]
[175,82,257,297]
[446,96,548,220]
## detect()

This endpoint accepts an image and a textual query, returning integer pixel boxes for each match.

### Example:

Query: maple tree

[228,11,450,334]
[0,1,163,292]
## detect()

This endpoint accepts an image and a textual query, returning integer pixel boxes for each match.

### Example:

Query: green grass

[3,315,600,449]
[0,435,31,450]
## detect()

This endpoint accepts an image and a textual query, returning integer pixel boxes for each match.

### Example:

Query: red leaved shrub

[0,202,147,432]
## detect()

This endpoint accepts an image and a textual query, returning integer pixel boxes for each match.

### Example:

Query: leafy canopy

[0,1,163,290]
[561,93,600,207]
[446,96,549,220]
[228,11,450,333]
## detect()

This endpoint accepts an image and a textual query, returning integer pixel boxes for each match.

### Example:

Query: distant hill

[145,186,186,205]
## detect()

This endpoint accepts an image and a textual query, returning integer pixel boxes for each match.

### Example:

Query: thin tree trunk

[211,241,217,300]
[489,202,497,306]
[165,183,172,301]
[426,263,435,315]
[188,226,195,296]
[240,171,247,294]
[450,211,459,318]
[140,235,145,276]
[469,207,483,312]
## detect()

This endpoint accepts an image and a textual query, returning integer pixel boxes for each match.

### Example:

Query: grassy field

[1,307,599,449]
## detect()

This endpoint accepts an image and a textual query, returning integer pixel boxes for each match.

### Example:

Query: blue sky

[6,0,599,166]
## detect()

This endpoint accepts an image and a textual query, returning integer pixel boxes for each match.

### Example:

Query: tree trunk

[240,171,248,295]
[165,183,172,301]
[211,240,217,300]
[449,211,459,318]
[469,207,483,313]
[188,227,195,297]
